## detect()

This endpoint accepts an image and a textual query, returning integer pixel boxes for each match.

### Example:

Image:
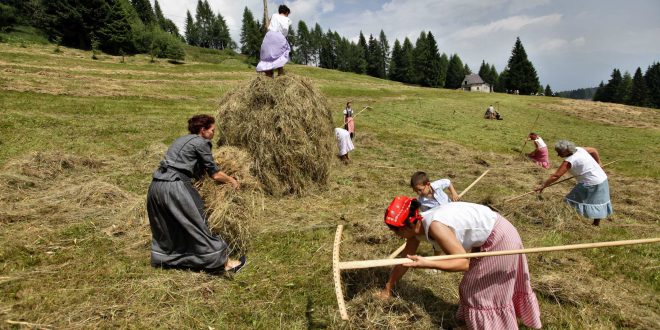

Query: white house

[461,74,491,93]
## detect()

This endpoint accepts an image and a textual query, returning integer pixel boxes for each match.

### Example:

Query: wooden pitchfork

[332,225,658,320]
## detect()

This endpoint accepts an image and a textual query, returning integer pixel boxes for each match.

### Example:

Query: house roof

[462,74,486,85]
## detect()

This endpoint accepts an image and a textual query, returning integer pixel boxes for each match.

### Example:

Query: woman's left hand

[403,255,431,268]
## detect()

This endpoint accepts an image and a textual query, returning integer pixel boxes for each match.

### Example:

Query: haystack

[216,75,335,196]
[195,146,261,256]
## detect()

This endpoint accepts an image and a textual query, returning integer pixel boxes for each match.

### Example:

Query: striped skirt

[565,179,613,219]
[457,215,542,330]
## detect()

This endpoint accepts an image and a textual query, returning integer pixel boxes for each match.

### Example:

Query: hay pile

[216,75,335,196]
[195,146,261,256]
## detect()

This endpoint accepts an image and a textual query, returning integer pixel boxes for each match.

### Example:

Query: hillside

[0,42,658,329]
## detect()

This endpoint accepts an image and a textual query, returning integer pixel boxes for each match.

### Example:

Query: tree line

[593,63,660,109]
[0,0,186,60]
[1,1,547,95]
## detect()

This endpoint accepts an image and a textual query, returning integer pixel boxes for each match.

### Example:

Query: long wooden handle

[519,113,541,156]
[503,160,618,204]
[388,170,491,259]
[351,106,372,120]
[458,169,490,198]
[333,225,349,320]
[342,237,660,270]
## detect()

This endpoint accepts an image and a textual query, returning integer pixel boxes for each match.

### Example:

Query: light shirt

[343,107,353,117]
[334,127,354,156]
[534,137,547,149]
[268,13,291,36]
[418,179,452,212]
[421,202,497,252]
[564,147,607,186]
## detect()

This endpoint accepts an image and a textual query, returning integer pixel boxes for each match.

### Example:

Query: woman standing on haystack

[256,5,291,77]
[380,197,542,330]
[147,115,245,273]
[343,101,355,139]
[536,140,612,226]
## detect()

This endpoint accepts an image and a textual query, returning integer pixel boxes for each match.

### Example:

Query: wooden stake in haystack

[332,224,659,320]
[387,169,490,259]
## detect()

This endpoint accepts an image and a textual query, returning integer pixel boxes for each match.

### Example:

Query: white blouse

[268,14,291,36]
[421,202,497,252]
[564,147,607,186]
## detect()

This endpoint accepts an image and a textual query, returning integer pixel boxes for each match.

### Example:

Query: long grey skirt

[147,179,228,271]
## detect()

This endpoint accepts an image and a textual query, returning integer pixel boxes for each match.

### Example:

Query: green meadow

[0,40,658,329]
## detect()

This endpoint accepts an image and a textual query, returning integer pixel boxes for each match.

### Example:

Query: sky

[156,0,660,91]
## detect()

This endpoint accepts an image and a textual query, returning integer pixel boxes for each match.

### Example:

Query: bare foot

[375,289,392,301]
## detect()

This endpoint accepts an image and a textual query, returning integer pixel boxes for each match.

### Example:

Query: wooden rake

[332,226,659,320]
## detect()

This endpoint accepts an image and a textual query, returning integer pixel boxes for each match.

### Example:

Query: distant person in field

[484,104,495,119]
[343,101,355,139]
[535,140,612,226]
[147,115,246,273]
[334,127,354,164]
[525,132,551,169]
[380,196,542,330]
[410,171,460,212]
[256,5,291,77]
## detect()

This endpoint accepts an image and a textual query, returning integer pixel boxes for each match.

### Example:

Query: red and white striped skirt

[456,215,542,329]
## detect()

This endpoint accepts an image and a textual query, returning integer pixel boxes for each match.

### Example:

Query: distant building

[461,74,491,93]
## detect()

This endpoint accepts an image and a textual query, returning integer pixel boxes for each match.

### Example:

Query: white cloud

[322,2,335,13]
[451,14,562,40]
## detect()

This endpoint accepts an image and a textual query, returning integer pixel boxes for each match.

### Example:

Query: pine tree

[445,54,465,89]
[645,62,660,108]
[489,64,499,88]
[240,7,261,60]
[619,71,633,104]
[130,0,155,26]
[194,0,214,48]
[294,20,311,65]
[153,0,178,36]
[412,31,428,85]
[438,53,449,88]
[593,81,606,101]
[388,39,404,82]
[628,67,649,106]
[355,31,368,74]
[495,69,508,93]
[378,30,390,79]
[211,12,232,49]
[478,61,489,82]
[97,0,133,54]
[505,37,541,94]
[464,63,471,75]
[544,84,553,96]
[401,37,415,83]
[366,34,384,78]
[43,0,111,49]
[602,68,622,103]
[184,10,198,46]
[424,31,441,87]
[310,23,323,66]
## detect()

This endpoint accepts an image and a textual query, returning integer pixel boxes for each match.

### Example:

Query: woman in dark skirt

[147,114,245,272]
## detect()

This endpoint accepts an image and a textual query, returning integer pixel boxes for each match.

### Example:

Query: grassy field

[0,40,659,329]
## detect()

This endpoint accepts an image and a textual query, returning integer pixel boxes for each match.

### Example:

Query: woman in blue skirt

[536,140,613,226]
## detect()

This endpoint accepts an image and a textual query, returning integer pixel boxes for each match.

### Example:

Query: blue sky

[158,0,660,91]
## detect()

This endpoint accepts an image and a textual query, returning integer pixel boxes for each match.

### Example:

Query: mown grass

[0,41,658,329]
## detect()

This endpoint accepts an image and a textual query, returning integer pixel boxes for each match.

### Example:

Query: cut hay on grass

[195,146,262,256]
[216,75,335,196]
